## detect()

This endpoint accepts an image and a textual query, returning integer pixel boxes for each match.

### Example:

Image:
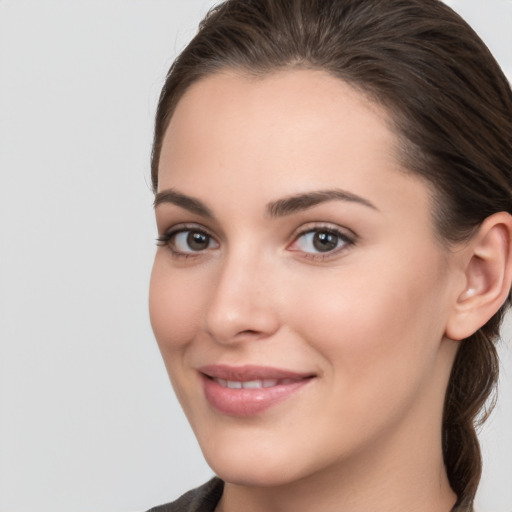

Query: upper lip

[198,364,315,381]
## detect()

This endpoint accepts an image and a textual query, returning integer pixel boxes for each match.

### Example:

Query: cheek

[149,254,206,353]
[285,254,448,389]
[280,263,449,451]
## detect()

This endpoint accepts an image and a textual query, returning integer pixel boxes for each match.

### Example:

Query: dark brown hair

[151,0,512,508]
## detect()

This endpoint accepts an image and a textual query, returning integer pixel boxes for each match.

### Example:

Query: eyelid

[290,221,357,241]
[156,223,219,257]
[287,222,357,259]
[158,221,214,237]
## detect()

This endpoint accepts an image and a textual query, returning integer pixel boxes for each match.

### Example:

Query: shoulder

[146,478,224,512]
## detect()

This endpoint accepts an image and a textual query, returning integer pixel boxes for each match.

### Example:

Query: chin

[212,464,301,488]
[202,444,308,488]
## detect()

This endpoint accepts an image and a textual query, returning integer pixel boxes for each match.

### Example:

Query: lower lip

[202,375,313,417]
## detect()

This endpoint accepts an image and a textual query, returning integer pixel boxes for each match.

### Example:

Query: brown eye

[157,228,219,254]
[186,231,210,251]
[291,228,353,255]
[312,232,339,252]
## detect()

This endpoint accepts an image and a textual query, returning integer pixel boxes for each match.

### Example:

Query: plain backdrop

[0,1,511,511]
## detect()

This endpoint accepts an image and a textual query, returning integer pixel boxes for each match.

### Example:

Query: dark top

[147,478,224,512]
[147,478,468,512]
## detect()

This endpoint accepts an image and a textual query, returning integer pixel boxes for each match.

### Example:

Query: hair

[151,0,512,508]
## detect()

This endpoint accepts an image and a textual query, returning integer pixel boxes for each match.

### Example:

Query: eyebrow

[153,187,377,218]
[267,189,378,217]
[154,189,214,218]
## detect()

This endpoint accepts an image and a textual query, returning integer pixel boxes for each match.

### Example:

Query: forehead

[161,70,397,175]
[166,69,393,145]
[158,69,432,225]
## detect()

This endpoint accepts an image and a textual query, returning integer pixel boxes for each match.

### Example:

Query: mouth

[198,365,315,416]
[209,377,299,389]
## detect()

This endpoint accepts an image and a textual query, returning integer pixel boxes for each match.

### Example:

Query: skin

[149,69,465,512]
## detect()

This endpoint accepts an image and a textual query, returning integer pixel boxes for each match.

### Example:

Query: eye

[157,227,219,255]
[289,227,354,256]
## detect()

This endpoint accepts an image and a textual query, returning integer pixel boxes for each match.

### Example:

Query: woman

[148,0,512,510]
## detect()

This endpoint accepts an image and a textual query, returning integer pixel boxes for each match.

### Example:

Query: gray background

[0,1,510,511]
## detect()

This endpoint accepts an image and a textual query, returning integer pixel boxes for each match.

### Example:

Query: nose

[204,250,280,345]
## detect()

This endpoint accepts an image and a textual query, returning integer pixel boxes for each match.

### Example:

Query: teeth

[242,380,263,389]
[214,378,283,389]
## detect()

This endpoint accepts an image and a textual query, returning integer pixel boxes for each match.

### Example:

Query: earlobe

[445,212,512,341]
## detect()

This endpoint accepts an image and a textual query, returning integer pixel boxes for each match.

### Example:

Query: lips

[199,365,315,416]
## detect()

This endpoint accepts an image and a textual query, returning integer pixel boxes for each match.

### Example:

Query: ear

[445,212,512,341]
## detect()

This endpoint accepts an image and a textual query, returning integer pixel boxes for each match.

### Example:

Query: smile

[212,378,296,389]
[199,365,315,416]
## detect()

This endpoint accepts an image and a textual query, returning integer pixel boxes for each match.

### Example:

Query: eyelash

[288,225,356,260]
[156,223,356,261]
[156,224,218,259]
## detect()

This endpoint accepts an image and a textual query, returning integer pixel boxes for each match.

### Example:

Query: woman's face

[150,70,460,487]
